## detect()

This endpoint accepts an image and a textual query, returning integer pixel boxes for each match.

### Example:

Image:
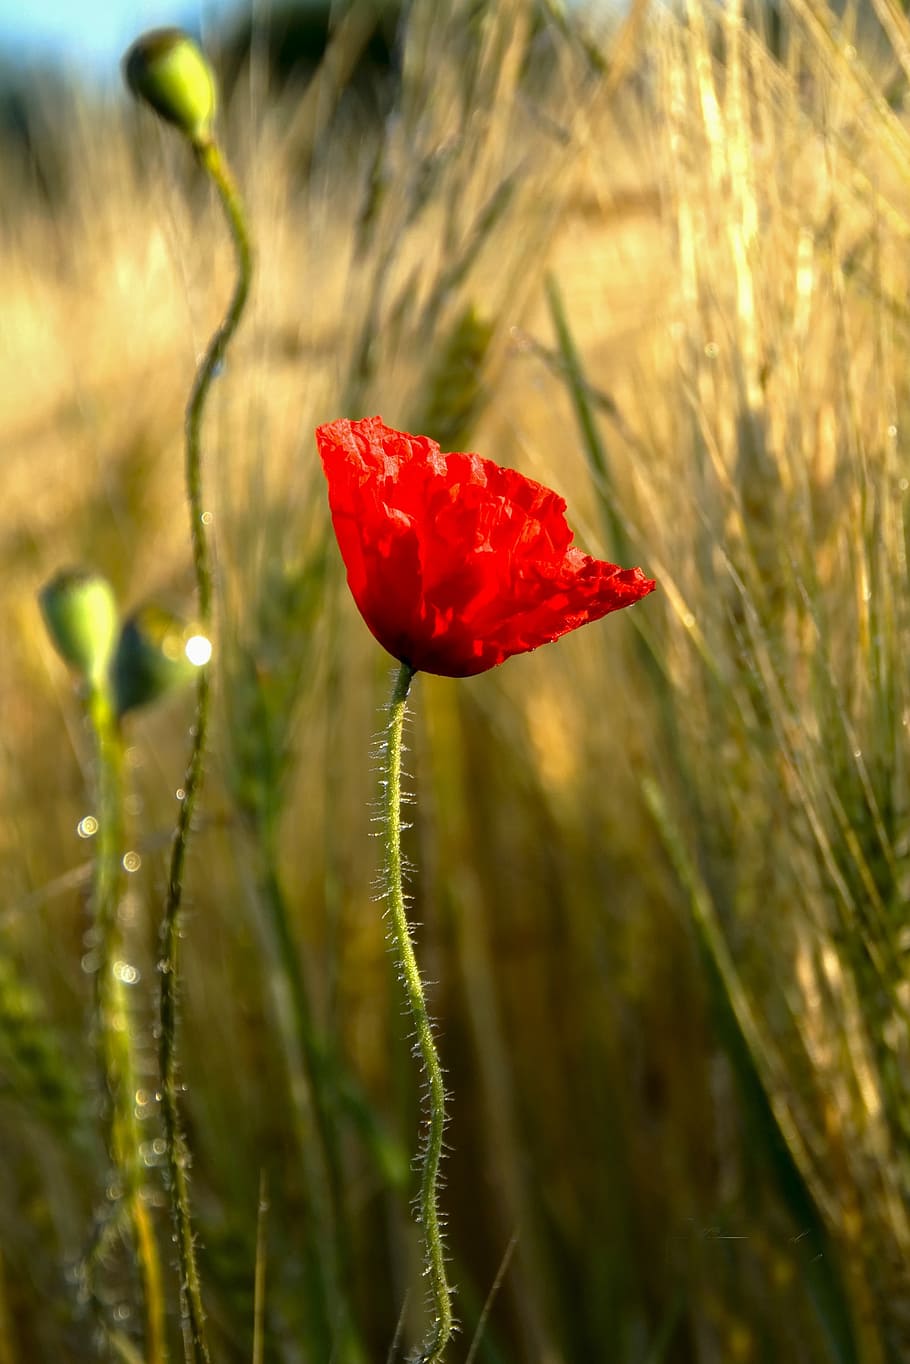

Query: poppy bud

[39,569,119,687]
[123,28,217,147]
[112,604,209,717]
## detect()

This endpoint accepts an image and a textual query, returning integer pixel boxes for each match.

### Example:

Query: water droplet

[201,510,214,525]
[77,815,98,839]
[704,341,719,359]
[113,1303,131,1322]
[140,1140,166,1167]
[114,961,140,985]
[122,850,142,873]
[81,951,100,974]
[185,634,212,667]
[682,611,696,629]
[853,749,862,760]
[888,425,898,439]
[175,788,186,802]
[900,478,909,493]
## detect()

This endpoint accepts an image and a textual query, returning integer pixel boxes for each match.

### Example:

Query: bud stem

[158,134,253,1364]
[84,682,167,1364]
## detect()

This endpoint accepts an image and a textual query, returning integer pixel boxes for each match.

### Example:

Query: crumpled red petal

[317,416,656,677]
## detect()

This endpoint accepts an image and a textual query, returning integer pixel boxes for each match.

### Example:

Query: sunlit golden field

[4,0,910,1360]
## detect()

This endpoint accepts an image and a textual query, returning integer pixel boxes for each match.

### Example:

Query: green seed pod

[112,604,209,717]
[123,28,217,147]
[39,569,119,687]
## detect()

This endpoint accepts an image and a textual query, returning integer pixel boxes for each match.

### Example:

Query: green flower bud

[39,569,119,687]
[123,28,217,147]
[112,604,210,717]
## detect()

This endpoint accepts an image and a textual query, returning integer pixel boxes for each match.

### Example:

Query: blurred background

[3,0,910,1360]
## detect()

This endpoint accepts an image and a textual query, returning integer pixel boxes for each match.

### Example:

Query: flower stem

[158,135,252,1364]
[383,664,454,1363]
[87,683,167,1364]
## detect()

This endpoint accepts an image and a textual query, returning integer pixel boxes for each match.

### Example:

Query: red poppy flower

[316,416,655,678]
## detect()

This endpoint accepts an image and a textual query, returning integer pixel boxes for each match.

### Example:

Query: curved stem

[382,664,454,1363]
[88,685,167,1364]
[186,141,253,621]
[158,136,253,1364]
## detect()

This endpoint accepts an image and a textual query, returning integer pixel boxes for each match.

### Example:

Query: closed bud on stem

[123,28,217,148]
[113,604,210,717]
[39,569,119,688]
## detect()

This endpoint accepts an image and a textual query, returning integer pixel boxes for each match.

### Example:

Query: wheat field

[2,0,910,1360]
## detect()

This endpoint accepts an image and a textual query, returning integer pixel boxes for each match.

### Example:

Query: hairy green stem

[87,685,167,1364]
[383,664,454,1363]
[158,135,253,1364]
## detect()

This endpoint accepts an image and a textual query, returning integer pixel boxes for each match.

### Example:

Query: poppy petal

[316,417,655,677]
